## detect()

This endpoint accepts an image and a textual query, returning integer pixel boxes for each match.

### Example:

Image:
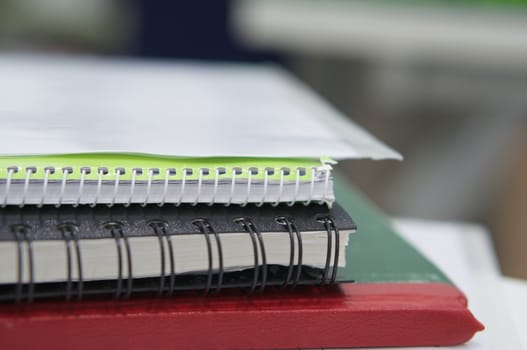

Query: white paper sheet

[0,54,401,160]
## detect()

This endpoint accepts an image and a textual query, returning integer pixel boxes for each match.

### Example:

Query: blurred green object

[0,0,134,53]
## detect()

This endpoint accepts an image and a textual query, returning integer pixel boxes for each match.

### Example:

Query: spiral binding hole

[44,166,56,174]
[273,217,287,225]
[80,167,91,175]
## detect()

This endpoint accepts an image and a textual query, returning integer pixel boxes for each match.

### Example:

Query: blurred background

[0,0,526,279]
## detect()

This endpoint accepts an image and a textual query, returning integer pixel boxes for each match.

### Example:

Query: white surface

[502,277,527,350]
[389,219,524,350]
[0,55,400,160]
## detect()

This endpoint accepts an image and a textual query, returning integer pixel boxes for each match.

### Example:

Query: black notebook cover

[0,203,355,301]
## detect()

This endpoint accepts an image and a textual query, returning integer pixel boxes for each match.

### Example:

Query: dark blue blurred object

[134,0,279,62]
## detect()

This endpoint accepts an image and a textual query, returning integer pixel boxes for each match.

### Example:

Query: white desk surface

[390,219,525,350]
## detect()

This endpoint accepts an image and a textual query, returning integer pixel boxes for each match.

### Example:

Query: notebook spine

[5,214,341,303]
[0,165,332,207]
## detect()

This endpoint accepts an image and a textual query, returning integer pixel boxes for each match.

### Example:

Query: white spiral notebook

[0,55,400,207]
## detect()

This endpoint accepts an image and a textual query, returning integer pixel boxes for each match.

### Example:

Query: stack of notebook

[0,55,482,349]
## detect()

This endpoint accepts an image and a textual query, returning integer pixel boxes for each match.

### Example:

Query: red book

[0,282,482,349]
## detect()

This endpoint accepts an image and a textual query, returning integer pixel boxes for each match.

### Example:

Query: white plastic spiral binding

[288,167,303,206]
[321,164,332,205]
[124,168,139,207]
[192,168,205,206]
[37,167,53,207]
[20,167,35,208]
[143,168,155,207]
[225,168,240,207]
[241,168,256,207]
[108,168,123,207]
[256,168,270,207]
[175,168,190,207]
[56,167,72,208]
[304,166,317,206]
[271,168,288,207]
[156,168,174,207]
[73,167,89,207]
[1,167,16,208]
[208,167,222,206]
[0,164,332,207]
[90,167,107,208]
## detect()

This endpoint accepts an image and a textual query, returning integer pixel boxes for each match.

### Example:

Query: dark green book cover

[335,176,450,284]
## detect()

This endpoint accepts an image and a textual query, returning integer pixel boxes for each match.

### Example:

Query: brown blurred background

[1,0,526,279]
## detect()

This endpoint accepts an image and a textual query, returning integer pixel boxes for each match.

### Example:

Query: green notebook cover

[0,154,323,182]
[0,155,337,207]
[336,176,450,284]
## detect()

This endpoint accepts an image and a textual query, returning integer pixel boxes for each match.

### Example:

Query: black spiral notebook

[0,203,356,302]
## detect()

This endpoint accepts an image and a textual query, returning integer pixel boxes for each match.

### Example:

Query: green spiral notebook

[0,55,400,207]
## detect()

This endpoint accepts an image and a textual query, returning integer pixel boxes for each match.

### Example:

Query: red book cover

[0,282,482,349]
